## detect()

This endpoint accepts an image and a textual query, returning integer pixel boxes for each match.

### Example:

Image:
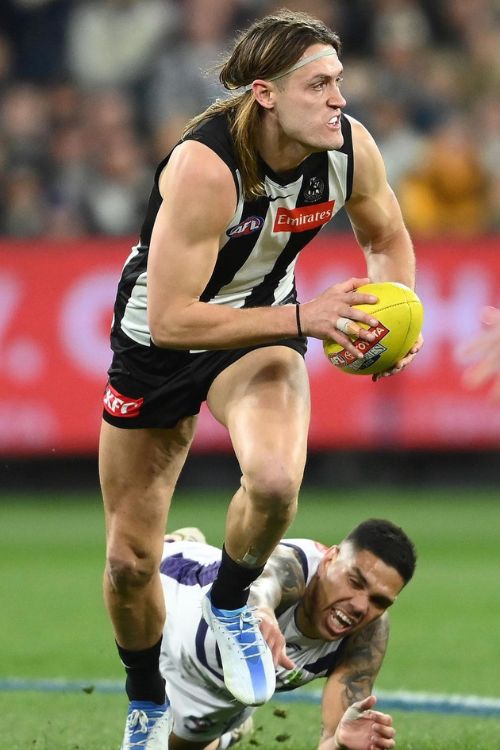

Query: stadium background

[2,0,500,487]
[1,2,500,748]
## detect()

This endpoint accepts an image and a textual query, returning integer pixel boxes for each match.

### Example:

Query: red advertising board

[1,235,500,455]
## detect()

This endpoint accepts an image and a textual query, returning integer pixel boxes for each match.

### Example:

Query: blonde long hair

[183,10,341,200]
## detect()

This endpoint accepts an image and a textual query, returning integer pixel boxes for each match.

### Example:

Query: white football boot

[120,699,172,749]
[201,592,275,706]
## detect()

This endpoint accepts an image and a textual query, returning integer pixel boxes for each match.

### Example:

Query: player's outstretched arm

[247,543,306,669]
[346,117,415,291]
[317,615,391,750]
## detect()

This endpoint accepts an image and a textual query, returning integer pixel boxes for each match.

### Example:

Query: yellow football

[323,282,424,375]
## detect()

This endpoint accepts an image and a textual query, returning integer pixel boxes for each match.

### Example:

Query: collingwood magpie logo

[304,177,325,203]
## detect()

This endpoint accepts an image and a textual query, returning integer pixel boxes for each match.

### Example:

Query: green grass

[3,693,500,750]
[1,488,500,748]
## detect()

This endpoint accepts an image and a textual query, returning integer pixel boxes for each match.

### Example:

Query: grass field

[2,487,500,749]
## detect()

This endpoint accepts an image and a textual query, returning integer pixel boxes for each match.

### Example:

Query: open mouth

[328,607,355,634]
[328,115,341,128]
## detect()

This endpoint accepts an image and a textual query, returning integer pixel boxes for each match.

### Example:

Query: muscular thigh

[100,417,197,554]
[206,346,310,472]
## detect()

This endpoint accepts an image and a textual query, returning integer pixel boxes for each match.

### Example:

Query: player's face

[301,542,405,641]
[270,44,347,154]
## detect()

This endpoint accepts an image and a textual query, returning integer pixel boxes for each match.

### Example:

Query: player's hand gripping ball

[324,282,424,375]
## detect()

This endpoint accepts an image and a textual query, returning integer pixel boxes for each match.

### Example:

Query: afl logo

[227,215,264,237]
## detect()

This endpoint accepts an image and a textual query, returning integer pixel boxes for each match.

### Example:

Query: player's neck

[257,116,311,175]
[295,590,320,640]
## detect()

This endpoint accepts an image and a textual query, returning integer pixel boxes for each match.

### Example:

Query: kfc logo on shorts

[273,200,335,232]
[103,383,144,418]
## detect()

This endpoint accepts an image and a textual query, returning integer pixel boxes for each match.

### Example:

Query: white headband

[241,47,337,92]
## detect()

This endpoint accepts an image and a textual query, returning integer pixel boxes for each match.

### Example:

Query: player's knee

[244,463,301,515]
[105,548,158,594]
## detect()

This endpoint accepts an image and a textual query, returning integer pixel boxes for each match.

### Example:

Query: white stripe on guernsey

[271,256,297,305]
[121,242,141,271]
[327,149,349,204]
[206,263,296,309]
[210,174,304,307]
[115,243,141,332]
[121,271,150,346]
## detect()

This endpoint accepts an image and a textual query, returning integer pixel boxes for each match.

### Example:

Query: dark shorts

[102,335,307,429]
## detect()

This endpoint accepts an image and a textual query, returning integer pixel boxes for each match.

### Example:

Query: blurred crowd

[0,0,499,239]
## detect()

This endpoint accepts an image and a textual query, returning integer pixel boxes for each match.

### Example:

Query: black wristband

[295,303,303,337]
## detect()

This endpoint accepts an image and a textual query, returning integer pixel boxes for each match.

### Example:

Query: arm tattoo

[337,615,390,709]
[248,544,306,612]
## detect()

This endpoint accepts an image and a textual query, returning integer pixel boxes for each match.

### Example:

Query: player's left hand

[372,333,424,382]
[462,306,500,399]
[256,606,295,670]
[334,695,395,750]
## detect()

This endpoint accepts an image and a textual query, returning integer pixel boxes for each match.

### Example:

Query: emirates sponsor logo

[273,200,335,233]
[103,384,144,418]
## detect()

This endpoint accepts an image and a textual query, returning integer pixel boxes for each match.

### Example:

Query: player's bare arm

[249,543,307,613]
[335,614,389,708]
[317,615,395,750]
[345,117,423,377]
[247,543,306,668]
[148,140,295,349]
[347,117,415,289]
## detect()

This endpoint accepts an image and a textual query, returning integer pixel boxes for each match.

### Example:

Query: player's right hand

[300,277,379,359]
[256,606,295,670]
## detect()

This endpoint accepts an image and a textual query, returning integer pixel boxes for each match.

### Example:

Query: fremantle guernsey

[110,111,354,357]
[159,539,349,700]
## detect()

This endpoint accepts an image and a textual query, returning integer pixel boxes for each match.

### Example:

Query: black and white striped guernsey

[111,111,354,353]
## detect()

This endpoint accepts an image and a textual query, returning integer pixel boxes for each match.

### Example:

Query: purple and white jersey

[159,538,347,700]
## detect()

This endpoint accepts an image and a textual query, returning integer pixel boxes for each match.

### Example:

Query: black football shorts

[102,335,307,429]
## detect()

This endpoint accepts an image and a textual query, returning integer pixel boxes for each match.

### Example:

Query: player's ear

[250,80,277,109]
[322,545,340,565]
[328,544,340,558]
